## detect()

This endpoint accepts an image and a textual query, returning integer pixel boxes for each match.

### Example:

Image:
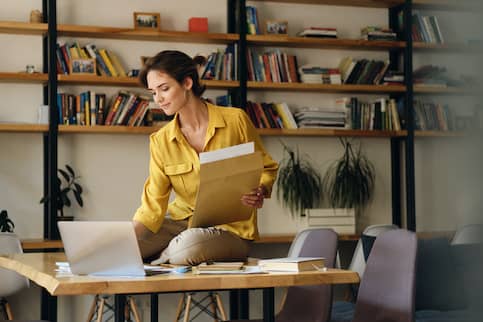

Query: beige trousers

[137,218,250,265]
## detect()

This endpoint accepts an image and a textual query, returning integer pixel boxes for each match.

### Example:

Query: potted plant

[276,143,323,217]
[40,164,84,219]
[323,138,375,211]
[0,209,14,232]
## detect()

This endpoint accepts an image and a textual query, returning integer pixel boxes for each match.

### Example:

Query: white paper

[199,142,254,164]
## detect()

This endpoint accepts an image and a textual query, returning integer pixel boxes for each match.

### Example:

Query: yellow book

[107,50,127,77]
[98,48,118,77]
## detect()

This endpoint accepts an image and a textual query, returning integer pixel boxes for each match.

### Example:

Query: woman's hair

[139,50,206,97]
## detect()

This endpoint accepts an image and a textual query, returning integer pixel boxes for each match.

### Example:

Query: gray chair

[0,233,30,320]
[229,227,339,322]
[451,224,483,245]
[332,229,418,322]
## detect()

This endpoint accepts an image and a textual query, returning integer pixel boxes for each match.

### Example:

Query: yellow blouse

[133,103,279,240]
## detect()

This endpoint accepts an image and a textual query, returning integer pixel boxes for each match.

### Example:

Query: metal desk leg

[230,289,250,319]
[262,288,275,322]
[115,294,126,322]
[151,293,158,322]
[41,289,57,322]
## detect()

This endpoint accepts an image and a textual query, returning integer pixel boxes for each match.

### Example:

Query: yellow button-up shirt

[133,103,279,240]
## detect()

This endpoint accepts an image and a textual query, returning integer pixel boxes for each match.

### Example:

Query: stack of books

[298,65,341,84]
[361,26,397,41]
[193,262,245,274]
[338,57,390,85]
[294,107,347,129]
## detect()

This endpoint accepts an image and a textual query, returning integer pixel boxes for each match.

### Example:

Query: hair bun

[193,55,207,66]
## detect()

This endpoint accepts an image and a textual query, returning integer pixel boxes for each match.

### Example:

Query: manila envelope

[191,151,263,228]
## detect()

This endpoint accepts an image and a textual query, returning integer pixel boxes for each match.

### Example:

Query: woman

[133,50,278,265]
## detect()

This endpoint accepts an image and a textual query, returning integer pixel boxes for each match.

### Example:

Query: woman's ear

[182,77,193,91]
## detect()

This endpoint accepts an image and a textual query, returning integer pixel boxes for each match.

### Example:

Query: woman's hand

[241,185,267,209]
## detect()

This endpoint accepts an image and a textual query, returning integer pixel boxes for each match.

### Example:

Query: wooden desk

[0,252,359,322]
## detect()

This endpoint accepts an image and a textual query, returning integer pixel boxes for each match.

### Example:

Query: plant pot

[57,215,74,222]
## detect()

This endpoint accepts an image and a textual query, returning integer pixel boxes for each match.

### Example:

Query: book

[196,261,244,271]
[258,257,325,272]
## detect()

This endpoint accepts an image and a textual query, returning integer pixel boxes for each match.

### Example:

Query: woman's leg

[156,227,250,265]
[137,218,187,260]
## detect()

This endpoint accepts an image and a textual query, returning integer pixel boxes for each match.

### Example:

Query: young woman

[133,50,278,265]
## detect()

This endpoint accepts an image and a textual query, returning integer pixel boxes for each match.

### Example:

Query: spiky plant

[276,143,322,217]
[323,138,375,210]
[0,210,14,232]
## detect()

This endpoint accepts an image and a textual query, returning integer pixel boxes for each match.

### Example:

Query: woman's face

[146,70,191,116]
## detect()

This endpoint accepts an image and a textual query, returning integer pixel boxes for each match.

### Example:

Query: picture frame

[69,58,96,75]
[265,20,288,35]
[133,12,161,30]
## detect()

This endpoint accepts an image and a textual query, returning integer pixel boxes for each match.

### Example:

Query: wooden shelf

[57,24,238,44]
[59,124,165,134]
[258,128,407,137]
[0,72,48,84]
[414,85,479,95]
[413,42,483,53]
[57,75,239,89]
[247,0,404,8]
[0,123,48,133]
[247,35,405,50]
[0,21,47,35]
[412,0,482,11]
[415,130,466,137]
[248,81,406,93]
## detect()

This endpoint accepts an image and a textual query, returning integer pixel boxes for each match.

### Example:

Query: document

[191,142,263,228]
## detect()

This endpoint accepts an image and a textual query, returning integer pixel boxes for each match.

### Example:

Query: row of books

[200,45,238,81]
[57,91,153,126]
[244,101,298,129]
[246,6,261,35]
[294,108,346,129]
[338,57,390,85]
[361,26,397,41]
[413,100,453,131]
[340,97,403,131]
[56,41,128,77]
[247,49,300,83]
[412,12,444,44]
[298,66,341,84]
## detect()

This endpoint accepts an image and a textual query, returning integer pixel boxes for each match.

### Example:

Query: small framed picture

[134,12,161,30]
[265,20,288,35]
[69,58,96,75]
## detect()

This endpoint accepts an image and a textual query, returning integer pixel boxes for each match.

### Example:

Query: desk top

[0,253,359,296]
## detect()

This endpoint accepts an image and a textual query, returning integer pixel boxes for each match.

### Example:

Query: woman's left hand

[241,185,267,209]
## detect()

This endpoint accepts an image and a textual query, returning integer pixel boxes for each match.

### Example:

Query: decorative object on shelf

[323,138,375,212]
[25,65,36,74]
[188,17,208,33]
[69,58,96,75]
[133,12,161,30]
[276,142,322,217]
[40,164,84,219]
[264,20,288,35]
[29,9,42,23]
[37,105,49,124]
[0,210,14,233]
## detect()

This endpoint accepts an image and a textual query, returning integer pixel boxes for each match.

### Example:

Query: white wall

[1,0,481,321]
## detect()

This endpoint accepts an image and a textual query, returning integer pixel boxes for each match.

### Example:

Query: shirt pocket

[164,163,194,195]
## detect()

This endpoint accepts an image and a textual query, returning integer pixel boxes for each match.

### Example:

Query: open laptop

[58,221,148,276]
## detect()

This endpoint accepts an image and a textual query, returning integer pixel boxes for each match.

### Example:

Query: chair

[86,294,141,322]
[331,229,418,322]
[0,233,30,320]
[228,227,339,322]
[451,224,483,245]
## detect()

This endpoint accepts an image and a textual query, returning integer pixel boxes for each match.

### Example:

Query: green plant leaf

[73,190,84,207]
[58,168,70,182]
[65,164,75,177]
[74,183,83,194]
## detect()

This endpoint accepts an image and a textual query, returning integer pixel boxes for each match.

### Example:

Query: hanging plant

[276,142,323,217]
[323,138,375,210]
[0,209,15,232]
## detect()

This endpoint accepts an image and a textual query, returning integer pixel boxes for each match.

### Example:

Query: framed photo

[134,12,161,30]
[265,20,288,35]
[69,58,96,75]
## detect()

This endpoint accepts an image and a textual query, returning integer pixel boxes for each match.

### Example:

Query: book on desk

[258,257,325,272]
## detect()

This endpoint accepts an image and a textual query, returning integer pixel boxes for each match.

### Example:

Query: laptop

[58,221,147,276]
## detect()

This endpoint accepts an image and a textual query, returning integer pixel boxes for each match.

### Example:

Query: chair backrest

[451,224,483,245]
[352,229,417,322]
[348,224,399,278]
[276,228,338,322]
[0,233,29,297]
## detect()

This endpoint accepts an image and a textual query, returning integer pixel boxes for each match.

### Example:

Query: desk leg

[151,293,158,322]
[115,294,126,322]
[229,289,249,319]
[262,288,274,322]
[41,289,57,322]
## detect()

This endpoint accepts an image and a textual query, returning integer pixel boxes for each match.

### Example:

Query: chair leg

[208,293,218,322]
[183,294,192,322]
[86,295,99,322]
[129,296,141,322]
[96,297,105,322]
[174,294,186,322]
[4,300,13,320]
[214,293,227,321]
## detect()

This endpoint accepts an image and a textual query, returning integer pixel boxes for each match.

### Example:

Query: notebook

[58,221,149,276]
